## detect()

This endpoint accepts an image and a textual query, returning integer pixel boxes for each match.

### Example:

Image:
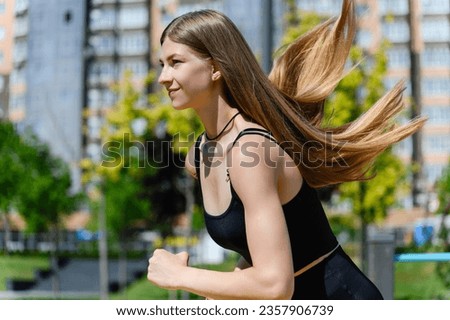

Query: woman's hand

[147,249,189,290]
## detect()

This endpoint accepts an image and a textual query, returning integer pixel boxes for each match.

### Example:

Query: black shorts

[292,246,383,299]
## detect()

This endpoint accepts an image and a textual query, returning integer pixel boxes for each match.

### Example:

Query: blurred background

[0,0,449,300]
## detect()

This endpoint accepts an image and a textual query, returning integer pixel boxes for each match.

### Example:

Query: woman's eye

[172,60,182,65]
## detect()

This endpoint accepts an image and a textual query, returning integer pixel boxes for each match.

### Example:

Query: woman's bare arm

[147,135,294,299]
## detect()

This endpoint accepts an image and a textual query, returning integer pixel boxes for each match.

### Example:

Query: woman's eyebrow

[159,53,183,63]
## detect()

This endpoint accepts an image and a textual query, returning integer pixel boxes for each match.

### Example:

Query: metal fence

[367,233,449,299]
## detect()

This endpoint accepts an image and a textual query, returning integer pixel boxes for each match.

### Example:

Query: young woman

[147,0,425,299]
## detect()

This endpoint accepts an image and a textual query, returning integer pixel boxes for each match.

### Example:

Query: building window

[356,3,370,17]
[14,16,28,37]
[356,29,372,49]
[118,32,148,55]
[88,89,101,109]
[423,106,450,125]
[88,61,116,83]
[11,68,26,85]
[0,51,3,64]
[0,26,5,40]
[424,134,450,154]
[13,40,27,63]
[9,93,25,110]
[424,163,446,184]
[298,0,342,15]
[422,77,450,96]
[423,45,450,67]
[422,17,450,42]
[91,34,115,55]
[0,2,5,14]
[14,0,28,14]
[88,88,116,109]
[87,116,102,140]
[382,19,409,43]
[394,136,412,156]
[385,77,412,96]
[120,59,148,77]
[387,46,410,68]
[87,143,102,162]
[421,0,450,14]
[90,8,115,30]
[378,0,409,15]
[119,6,148,29]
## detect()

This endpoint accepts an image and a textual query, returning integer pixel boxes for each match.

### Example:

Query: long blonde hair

[161,0,426,188]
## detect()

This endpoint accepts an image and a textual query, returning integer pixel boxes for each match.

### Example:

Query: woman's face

[158,38,217,110]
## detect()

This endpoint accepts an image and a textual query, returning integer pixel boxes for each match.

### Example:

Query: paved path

[1,258,148,298]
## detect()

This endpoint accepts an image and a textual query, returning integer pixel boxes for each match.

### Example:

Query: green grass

[111,255,239,300]
[2,254,448,300]
[116,258,450,300]
[0,255,50,291]
[394,262,449,300]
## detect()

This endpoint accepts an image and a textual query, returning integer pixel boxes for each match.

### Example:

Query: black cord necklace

[205,112,240,140]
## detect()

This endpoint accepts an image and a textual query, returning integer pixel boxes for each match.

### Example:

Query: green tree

[280,8,408,270]
[435,162,450,289]
[82,71,202,293]
[0,120,80,294]
[0,122,24,254]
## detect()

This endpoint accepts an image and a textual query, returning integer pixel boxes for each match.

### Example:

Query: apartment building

[6,0,152,191]
[8,0,85,191]
[4,0,449,199]
[0,0,15,120]
[84,0,152,163]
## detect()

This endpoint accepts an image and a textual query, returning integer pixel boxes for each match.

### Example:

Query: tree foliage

[0,121,79,233]
[0,122,23,214]
[436,161,450,216]
[82,71,203,240]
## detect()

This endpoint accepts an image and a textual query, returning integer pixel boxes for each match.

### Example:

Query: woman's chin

[171,103,190,111]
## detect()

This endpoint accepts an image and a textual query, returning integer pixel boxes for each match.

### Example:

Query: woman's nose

[158,67,171,85]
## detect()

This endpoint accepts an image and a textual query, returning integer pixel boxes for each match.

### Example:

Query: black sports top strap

[194,133,203,179]
[231,128,277,147]
[194,128,275,178]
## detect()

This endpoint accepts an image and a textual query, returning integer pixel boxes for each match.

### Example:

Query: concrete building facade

[0,0,15,120]
[84,0,152,163]
[3,0,449,203]
[8,0,86,191]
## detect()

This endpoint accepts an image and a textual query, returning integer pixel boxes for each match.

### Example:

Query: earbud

[212,71,221,81]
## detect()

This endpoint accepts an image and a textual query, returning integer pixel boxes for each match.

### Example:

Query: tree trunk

[51,225,60,297]
[98,186,109,300]
[2,213,10,255]
[408,0,423,207]
[361,217,368,274]
[118,234,128,297]
[359,182,368,274]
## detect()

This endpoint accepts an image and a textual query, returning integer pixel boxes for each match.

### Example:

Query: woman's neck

[196,97,238,140]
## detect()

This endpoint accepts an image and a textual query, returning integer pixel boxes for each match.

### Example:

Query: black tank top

[194,128,338,271]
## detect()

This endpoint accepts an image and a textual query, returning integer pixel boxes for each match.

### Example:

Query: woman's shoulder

[232,117,274,144]
[228,124,281,175]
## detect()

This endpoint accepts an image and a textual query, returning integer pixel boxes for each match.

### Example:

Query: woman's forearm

[178,265,293,300]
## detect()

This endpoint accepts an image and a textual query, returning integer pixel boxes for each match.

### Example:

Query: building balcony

[92,0,147,4]
[14,0,28,16]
